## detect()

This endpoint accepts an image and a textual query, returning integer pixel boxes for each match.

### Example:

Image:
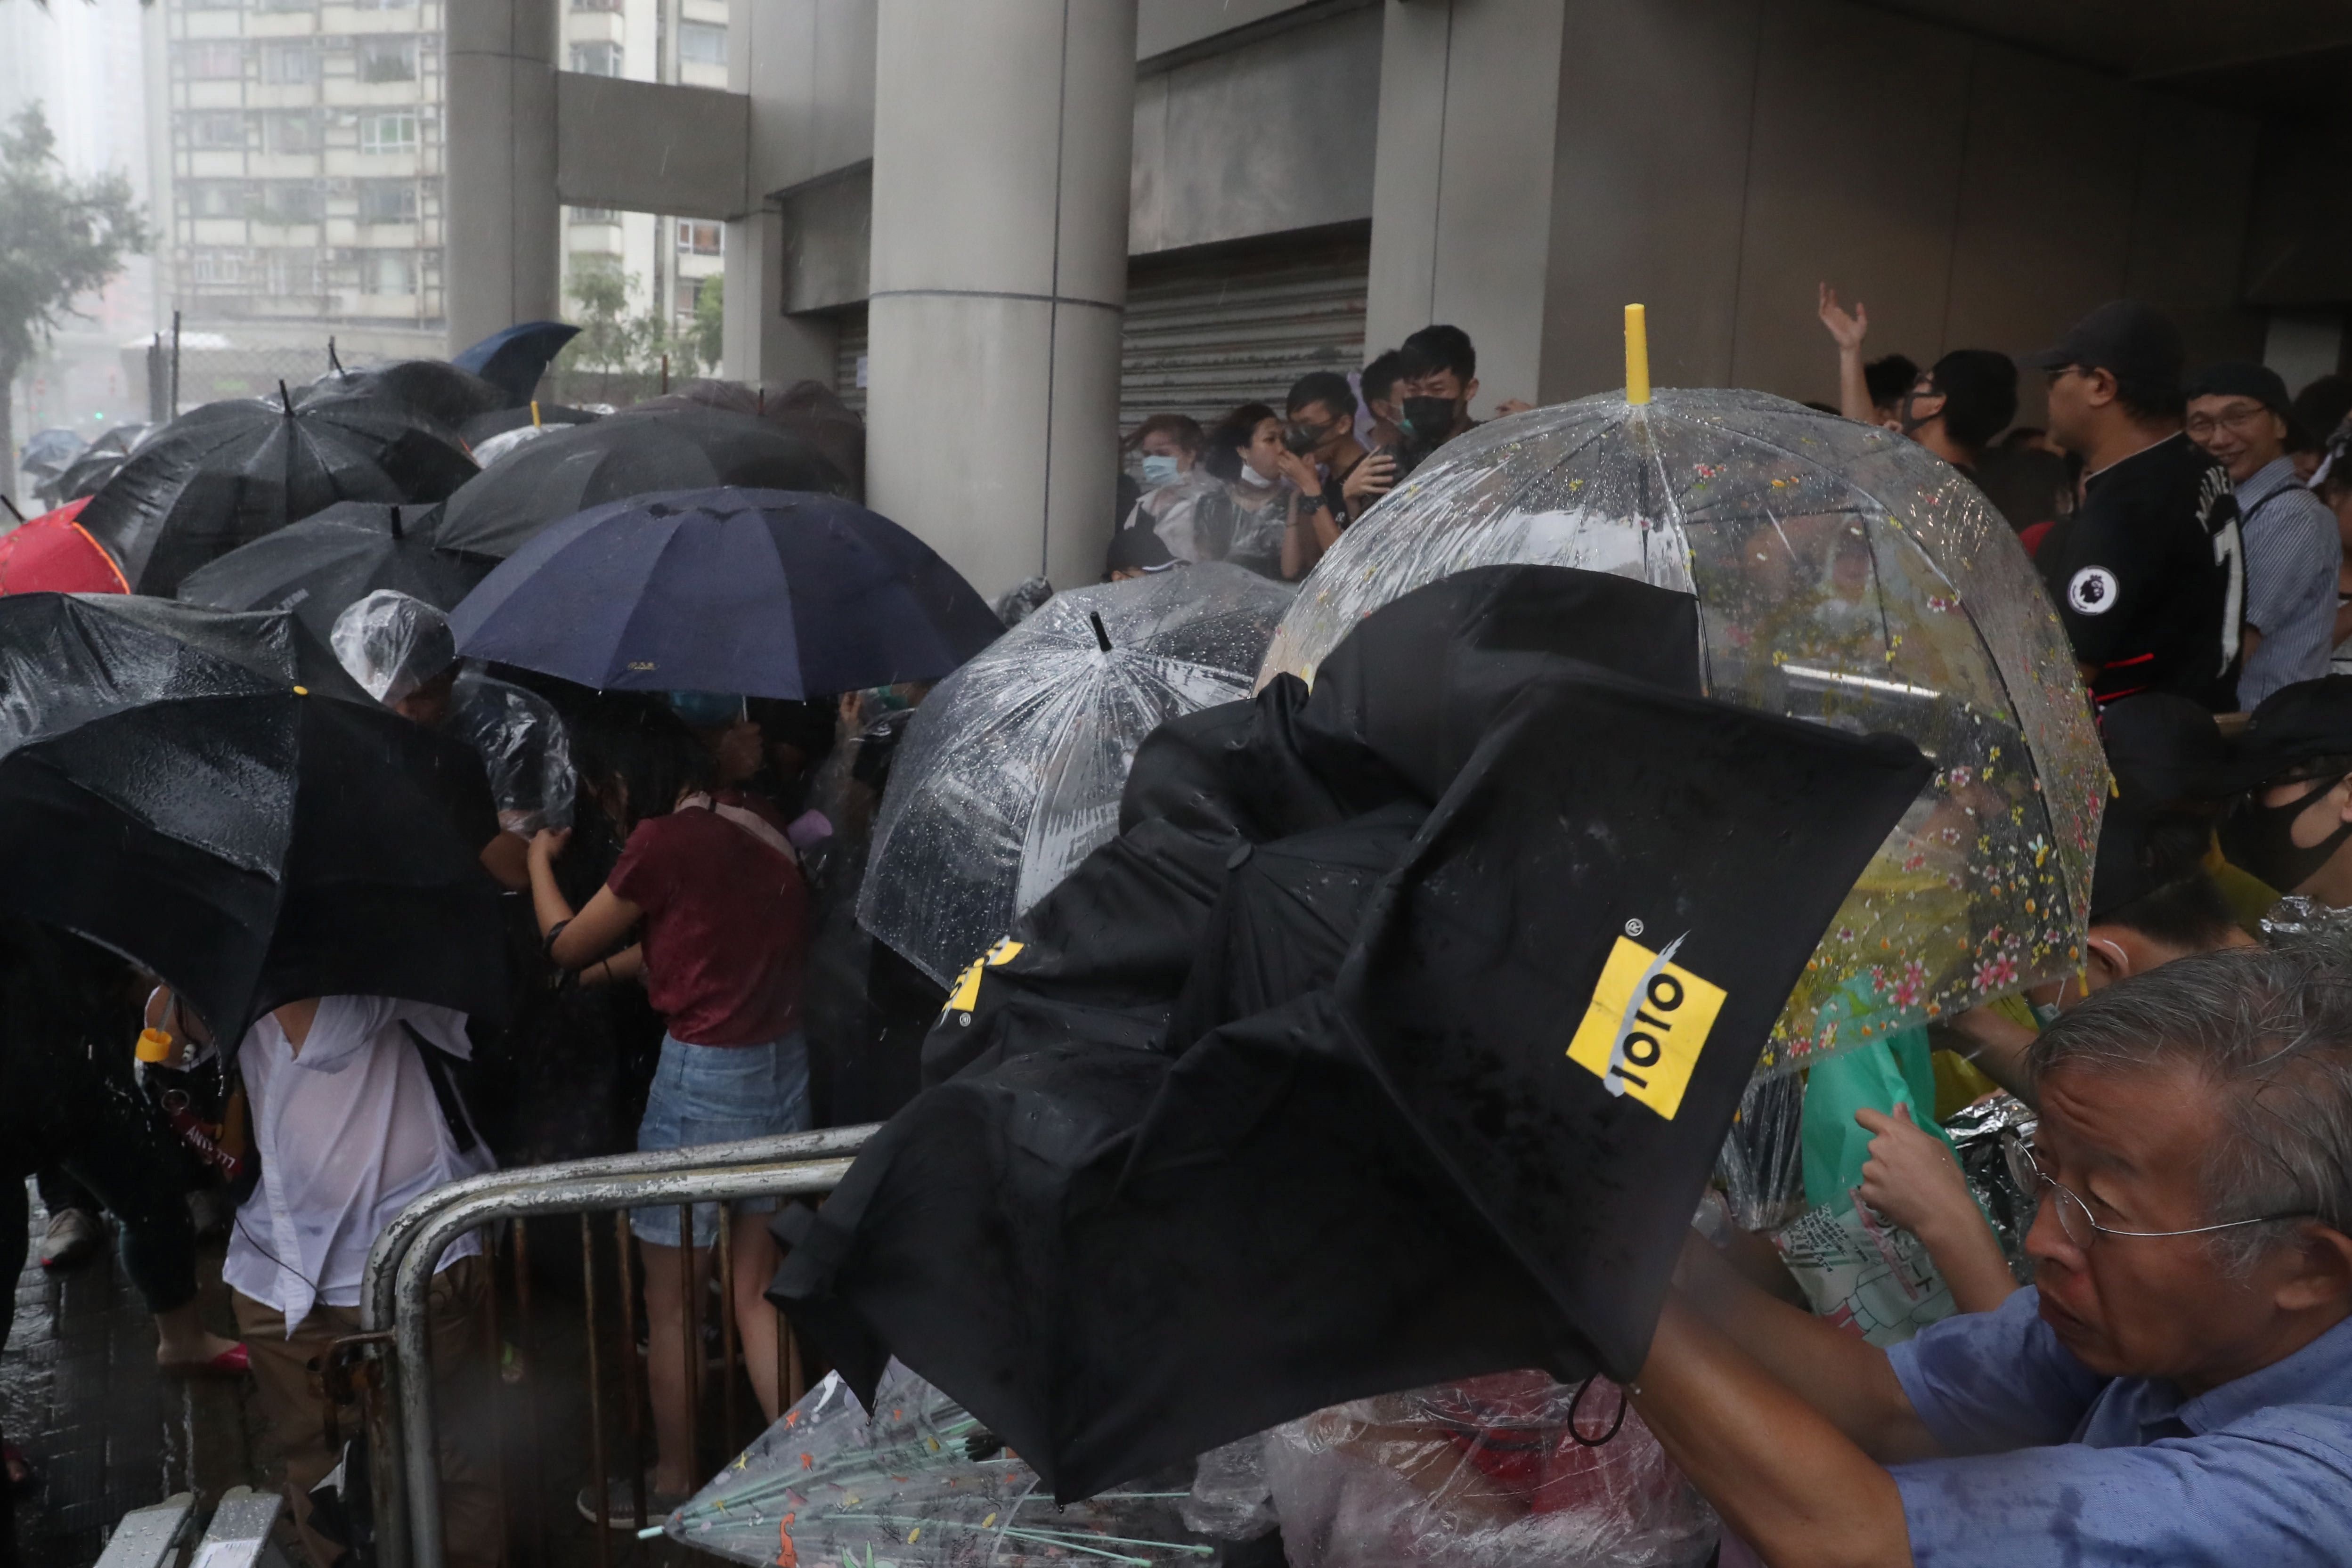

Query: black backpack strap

[399,1020,480,1157]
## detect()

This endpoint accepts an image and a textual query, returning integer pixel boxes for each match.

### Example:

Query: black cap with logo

[2025,301,2185,394]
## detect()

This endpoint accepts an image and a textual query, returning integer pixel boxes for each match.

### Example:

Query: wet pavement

[1,1181,274,1568]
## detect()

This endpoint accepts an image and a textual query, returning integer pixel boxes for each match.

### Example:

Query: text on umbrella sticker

[1566,933,1725,1120]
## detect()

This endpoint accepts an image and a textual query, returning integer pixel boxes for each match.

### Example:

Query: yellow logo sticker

[943,938,1026,1020]
[1565,932,1725,1120]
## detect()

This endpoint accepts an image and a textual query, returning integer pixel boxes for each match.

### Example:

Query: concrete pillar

[1364,0,1565,411]
[445,0,561,355]
[721,205,839,390]
[865,0,1137,599]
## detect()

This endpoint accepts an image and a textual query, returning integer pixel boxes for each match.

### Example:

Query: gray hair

[2029,947,2352,1273]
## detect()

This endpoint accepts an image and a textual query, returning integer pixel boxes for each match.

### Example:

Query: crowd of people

[10,285,2352,1568]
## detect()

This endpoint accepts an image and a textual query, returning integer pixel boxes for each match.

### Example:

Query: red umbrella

[0,499,130,595]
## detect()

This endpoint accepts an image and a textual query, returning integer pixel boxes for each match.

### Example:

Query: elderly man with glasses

[1628,947,2352,1567]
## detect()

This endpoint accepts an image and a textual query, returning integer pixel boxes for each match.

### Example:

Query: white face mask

[1140,454,1180,488]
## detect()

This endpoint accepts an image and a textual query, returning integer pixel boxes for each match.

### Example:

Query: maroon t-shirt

[609,806,808,1046]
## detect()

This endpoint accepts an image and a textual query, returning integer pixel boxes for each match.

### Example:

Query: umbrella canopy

[455,402,598,447]
[176,500,488,643]
[0,499,128,594]
[304,359,509,431]
[1259,387,2106,1071]
[77,390,479,596]
[773,565,1931,1501]
[859,564,1296,987]
[0,595,507,1045]
[633,378,865,500]
[48,423,150,505]
[449,320,580,407]
[666,1361,1211,1567]
[448,487,1001,697]
[20,428,85,498]
[432,406,849,559]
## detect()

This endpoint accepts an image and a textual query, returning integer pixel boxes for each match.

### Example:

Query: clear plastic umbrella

[664,1360,1213,1567]
[1261,386,2106,1072]
[861,563,1296,987]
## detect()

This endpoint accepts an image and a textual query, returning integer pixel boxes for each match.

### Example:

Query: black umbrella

[77,388,479,596]
[433,406,850,558]
[49,423,150,505]
[455,403,598,447]
[305,359,510,431]
[770,565,1932,1502]
[175,500,490,643]
[0,595,507,1047]
[450,320,580,407]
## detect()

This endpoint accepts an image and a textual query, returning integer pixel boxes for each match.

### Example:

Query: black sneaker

[575,1477,688,1530]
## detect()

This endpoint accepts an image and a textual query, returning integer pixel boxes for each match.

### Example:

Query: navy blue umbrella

[448,487,1002,698]
[450,321,580,407]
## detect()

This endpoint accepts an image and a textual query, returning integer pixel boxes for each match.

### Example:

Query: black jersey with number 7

[2038,431,2243,712]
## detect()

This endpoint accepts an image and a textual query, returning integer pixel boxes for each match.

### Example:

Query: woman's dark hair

[568,696,714,831]
[1202,403,1278,484]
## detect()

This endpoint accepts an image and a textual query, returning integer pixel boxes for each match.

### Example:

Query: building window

[676,220,722,256]
[358,181,418,223]
[262,45,319,85]
[265,250,322,296]
[569,41,623,77]
[678,21,726,67]
[259,183,323,223]
[359,113,418,154]
[183,41,244,80]
[356,37,418,83]
[571,0,623,10]
[190,181,250,218]
[192,249,251,285]
[264,113,322,154]
[255,0,318,11]
[351,0,415,8]
[190,113,247,149]
[366,251,417,295]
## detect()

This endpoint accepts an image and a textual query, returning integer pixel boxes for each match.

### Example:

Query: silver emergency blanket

[1261,389,2107,1074]
[859,564,1295,986]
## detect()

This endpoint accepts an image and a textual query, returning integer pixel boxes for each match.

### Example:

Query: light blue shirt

[2236,455,2342,708]
[1885,1287,2352,1565]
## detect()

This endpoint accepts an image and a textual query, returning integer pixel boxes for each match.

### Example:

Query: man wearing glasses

[1627,949,2352,1566]
[2029,302,2246,712]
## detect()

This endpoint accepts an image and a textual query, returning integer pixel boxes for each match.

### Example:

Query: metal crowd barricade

[355,1125,877,1568]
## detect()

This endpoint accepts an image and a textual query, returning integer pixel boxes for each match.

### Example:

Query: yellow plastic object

[292,684,309,696]
[1624,303,1651,405]
[135,1027,173,1064]
[530,399,542,429]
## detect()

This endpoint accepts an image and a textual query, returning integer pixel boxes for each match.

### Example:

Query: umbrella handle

[1089,611,1112,653]
[1625,305,1651,406]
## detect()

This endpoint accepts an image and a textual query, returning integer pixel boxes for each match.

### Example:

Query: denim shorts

[630,1032,811,1249]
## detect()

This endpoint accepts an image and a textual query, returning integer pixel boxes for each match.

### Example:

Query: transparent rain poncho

[448,668,575,834]
[330,587,456,705]
[860,563,1297,986]
[665,1360,1213,1567]
[1261,390,2107,1072]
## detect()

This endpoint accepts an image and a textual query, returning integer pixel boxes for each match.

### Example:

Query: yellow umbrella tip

[1624,304,1652,406]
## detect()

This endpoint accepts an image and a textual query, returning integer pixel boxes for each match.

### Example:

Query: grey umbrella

[858,563,1296,986]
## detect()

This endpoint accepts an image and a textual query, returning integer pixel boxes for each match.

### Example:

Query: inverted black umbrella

[78,389,479,596]
[304,359,510,432]
[432,406,850,558]
[448,487,1000,695]
[449,320,580,407]
[771,565,1931,1502]
[49,423,150,505]
[0,595,507,1047]
[20,428,85,504]
[175,500,488,644]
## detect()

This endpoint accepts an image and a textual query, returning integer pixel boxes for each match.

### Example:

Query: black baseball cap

[2099,693,2231,804]
[2025,301,2185,393]
[1104,524,1180,575]
[2221,676,2352,792]
[2186,361,2309,447]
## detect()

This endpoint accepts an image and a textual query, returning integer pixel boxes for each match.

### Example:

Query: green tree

[691,272,724,376]
[0,103,146,500]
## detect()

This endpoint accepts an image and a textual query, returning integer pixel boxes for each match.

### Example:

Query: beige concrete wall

[553,73,749,218]
[1537,0,2266,409]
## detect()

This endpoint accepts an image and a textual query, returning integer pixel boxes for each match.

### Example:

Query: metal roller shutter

[832,305,871,416]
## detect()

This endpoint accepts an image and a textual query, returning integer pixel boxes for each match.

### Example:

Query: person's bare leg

[154,1300,240,1367]
[639,1236,710,1497]
[729,1215,784,1422]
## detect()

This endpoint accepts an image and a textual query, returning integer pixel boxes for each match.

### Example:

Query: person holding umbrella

[528,703,813,1526]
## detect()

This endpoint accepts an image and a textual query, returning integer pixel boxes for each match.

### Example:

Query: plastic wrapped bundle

[666,1361,1215,1567]
[1264,1373,1717,1568]
[448,669,574,834]
[1713,1071,1807,1232]
[331,587,456,704]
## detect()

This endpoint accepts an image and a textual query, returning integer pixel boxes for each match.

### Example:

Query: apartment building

[155,0,447,367]
[557,0,727,364]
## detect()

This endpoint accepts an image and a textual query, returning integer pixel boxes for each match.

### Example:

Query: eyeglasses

[2185,403,2275,440]
[2002,1134,2308,1250]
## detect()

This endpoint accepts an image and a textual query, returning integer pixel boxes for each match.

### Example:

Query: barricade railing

[354,1126,877,1568]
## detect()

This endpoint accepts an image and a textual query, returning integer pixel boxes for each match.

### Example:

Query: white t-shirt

[225,997,496,1331]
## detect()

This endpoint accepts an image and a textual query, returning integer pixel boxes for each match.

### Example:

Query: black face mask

[1282,421,1324,456]
[2218,774,2352,894]
[1400,396,1460,449]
